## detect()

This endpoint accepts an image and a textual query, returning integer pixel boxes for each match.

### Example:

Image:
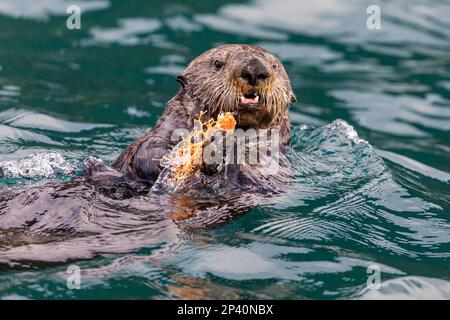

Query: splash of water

[0,152,75,180]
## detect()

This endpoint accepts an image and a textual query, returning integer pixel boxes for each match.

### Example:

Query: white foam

[0,152,75,179]
[327,119,369,145]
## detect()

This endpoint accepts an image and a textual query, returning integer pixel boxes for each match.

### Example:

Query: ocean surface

[0,0,449,299]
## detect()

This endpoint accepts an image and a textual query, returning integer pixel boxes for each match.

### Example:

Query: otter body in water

[109,44,296,189]
[0,45,296,264]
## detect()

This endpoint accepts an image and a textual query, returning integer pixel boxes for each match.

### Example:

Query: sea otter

[0,45,296,264]
[105,44,296,192]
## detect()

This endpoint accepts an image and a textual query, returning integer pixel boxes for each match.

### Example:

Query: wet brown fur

[112,44,296,184]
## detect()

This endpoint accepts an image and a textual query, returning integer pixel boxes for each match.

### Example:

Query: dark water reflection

[0,0,449,299]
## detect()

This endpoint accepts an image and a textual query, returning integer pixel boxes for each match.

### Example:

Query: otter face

[178,44,296,128]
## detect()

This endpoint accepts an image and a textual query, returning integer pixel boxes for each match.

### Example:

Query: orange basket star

[160,112,236,187]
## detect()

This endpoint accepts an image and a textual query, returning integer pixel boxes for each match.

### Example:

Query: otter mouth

[239,92,260,108]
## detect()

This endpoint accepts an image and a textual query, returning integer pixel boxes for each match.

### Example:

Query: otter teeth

[240,94,259,104]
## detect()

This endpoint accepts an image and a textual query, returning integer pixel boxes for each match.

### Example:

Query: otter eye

[272,64,277,70]
[214,60,224,69]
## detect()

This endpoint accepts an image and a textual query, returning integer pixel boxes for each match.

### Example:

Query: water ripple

[250,121,449,260]
[359,276,450,299]
[0,0,109,20]
[85,18,162,46]
[0,108,112,133]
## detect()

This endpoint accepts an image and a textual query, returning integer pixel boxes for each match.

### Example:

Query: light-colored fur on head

[178,44,296,126]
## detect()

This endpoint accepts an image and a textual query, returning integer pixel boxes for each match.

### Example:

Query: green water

[0,0,449,299]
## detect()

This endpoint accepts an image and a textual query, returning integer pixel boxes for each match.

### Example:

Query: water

[0,0,449,299]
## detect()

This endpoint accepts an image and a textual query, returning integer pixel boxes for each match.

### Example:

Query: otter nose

[240,58,269,85]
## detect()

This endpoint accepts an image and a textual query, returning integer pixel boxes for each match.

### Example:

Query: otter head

[177,44,296,129]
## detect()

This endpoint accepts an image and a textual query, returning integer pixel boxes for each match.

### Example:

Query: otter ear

[290,92,297,103]
[176,75,188,89]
